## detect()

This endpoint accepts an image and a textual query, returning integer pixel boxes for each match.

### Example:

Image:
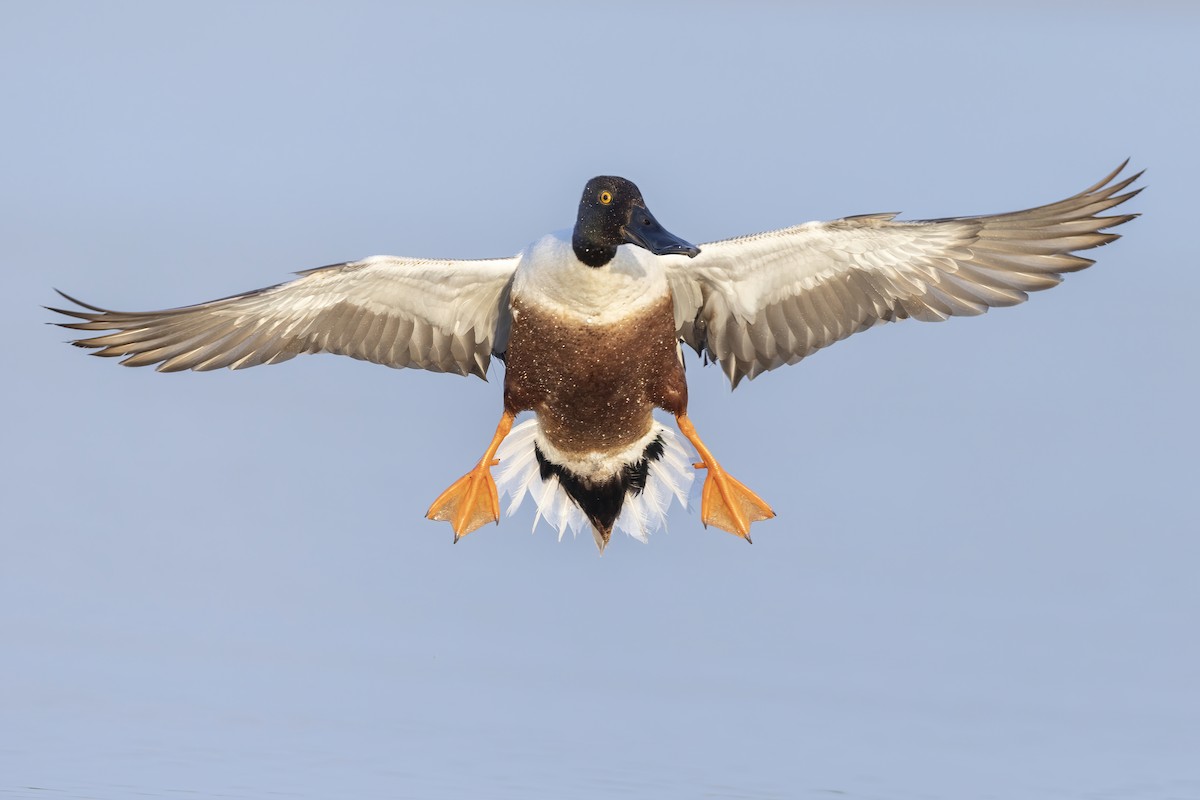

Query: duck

[50,163,1141,552]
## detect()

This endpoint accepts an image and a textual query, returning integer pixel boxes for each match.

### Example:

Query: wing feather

[50,255,519,379]
[666,163,1141,387]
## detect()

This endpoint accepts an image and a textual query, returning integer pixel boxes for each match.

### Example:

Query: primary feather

[666,162,1141,387]
[51,255,518,377]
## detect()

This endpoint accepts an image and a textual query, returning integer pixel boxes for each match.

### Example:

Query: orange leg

[426,411,516,542]
[675,413,775,542]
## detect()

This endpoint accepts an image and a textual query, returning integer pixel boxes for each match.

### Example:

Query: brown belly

[503,294,688,456]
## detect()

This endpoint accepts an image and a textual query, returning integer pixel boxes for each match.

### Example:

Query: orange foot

[693,462,775,541]
[426,411,514,542]
[426,459,501,541]
[676,413,775,542]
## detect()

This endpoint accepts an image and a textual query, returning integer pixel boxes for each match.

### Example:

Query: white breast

[512,231,670,325]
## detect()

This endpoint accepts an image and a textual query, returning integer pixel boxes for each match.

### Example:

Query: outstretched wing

[51,255,519,378]
[666,163,1141,387]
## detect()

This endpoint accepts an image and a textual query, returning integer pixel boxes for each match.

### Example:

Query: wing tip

[51,289,110,313]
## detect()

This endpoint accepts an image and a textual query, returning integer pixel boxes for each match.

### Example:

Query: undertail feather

[494,417,694,551]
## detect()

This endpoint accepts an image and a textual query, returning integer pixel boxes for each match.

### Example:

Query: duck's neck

[572,230,616,268]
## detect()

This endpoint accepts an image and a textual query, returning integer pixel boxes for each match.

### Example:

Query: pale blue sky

[2,3,1197,798]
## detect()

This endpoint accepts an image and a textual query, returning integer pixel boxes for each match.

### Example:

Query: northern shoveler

[50,164,1141,551]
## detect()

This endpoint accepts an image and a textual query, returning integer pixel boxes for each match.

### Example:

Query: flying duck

[50,163,1141,551]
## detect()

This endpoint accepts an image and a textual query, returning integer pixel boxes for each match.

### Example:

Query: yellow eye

[598,190,613,205]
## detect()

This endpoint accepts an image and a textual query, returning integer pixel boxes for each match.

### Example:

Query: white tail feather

[494,416,695,546]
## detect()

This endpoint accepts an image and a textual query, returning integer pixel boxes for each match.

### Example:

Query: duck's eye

[598,190,613,205]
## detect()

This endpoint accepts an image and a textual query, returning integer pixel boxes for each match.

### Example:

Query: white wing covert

[52,255,519,378]
[666,163,1141,387]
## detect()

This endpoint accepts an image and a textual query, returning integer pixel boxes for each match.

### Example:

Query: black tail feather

[534,435,666,545]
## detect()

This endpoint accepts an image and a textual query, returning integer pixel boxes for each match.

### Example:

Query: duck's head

[572,176,701,268]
